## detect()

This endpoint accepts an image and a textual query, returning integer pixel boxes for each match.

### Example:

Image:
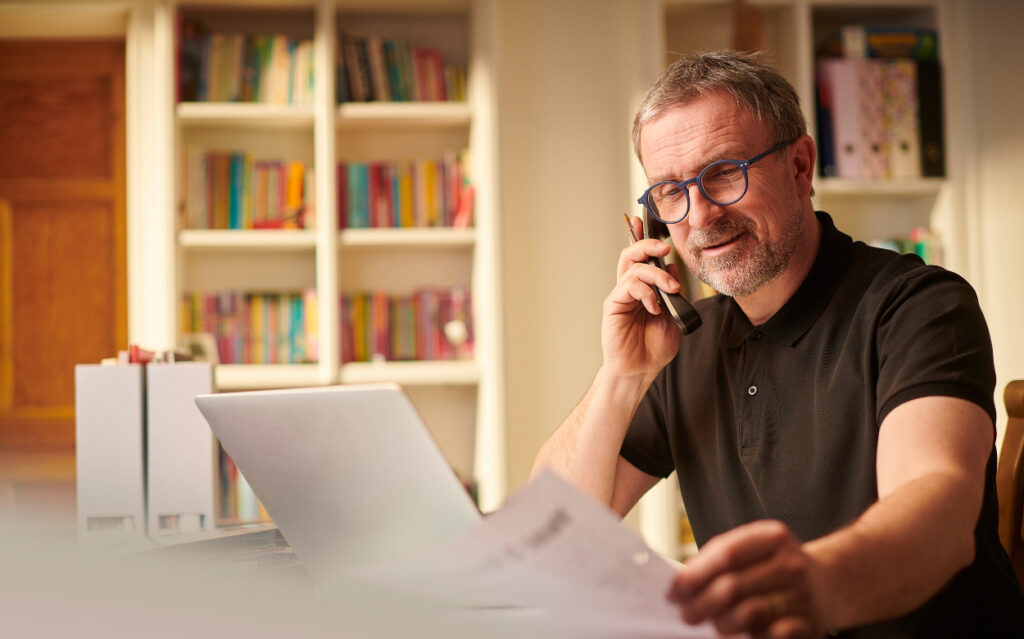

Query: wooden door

[0,41,127,526]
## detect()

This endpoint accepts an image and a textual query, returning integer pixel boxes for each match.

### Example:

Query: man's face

[638,92,805,298]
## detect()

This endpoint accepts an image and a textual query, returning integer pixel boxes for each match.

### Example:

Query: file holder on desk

[75,361,217,542]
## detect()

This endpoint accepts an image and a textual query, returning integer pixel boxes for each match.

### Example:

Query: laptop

[193,383,482,593]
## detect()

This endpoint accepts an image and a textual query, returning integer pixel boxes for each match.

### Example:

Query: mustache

[687,217,754,252]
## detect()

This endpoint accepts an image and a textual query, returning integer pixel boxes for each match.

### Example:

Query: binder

[818,59,863,179]
[146,362,216,537]
[75,364,146,540]
[815,62,837,177]
[917,59,946,177]
[818,58,887,179]
[884,60,921,178]
[857,59,889,179]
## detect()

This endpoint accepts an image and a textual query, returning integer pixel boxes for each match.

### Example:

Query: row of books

[181,290,319,365]
[340,288,473,363]
[817,25,939,61]
[183,149,314,230]
[179,19,314,105]
[218,445,269,523]
[338,32,466,103]
[338,153,472,229]
[815,26,944,179]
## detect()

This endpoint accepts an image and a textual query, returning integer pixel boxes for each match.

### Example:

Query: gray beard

[684,213,803,297]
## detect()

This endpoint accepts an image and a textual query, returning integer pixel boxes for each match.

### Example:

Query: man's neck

[734,214,822,326]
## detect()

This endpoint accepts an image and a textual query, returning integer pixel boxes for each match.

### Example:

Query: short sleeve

[875,264,996,424]
[620,372,676,478]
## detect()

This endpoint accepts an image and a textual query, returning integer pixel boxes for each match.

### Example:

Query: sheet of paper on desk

[343,470,718,638]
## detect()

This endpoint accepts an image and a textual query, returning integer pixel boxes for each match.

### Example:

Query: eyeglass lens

[647,160,747,223]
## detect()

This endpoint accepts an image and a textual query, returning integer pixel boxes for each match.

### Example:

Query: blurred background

[1,0,1021,561]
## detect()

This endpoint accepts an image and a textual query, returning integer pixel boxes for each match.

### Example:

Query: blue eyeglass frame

[637,139,795,225]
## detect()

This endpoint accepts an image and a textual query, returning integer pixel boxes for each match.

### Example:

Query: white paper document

[343,471,718,638]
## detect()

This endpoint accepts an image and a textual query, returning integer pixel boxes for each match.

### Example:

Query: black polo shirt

[621,212,1024,636]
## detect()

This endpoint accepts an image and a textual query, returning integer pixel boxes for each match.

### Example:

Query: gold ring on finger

[769,592,786,617]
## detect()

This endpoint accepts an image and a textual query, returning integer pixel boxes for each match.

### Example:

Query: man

[532,51,1024,638]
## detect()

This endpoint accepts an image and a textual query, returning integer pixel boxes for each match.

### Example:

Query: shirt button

[747,385,758,396]
[750,330,764,341]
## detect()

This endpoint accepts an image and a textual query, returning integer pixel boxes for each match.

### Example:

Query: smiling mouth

[701,233,743,252]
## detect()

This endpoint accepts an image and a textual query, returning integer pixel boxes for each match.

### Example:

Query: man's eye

[655,183,684,202]
[704,164,740,182]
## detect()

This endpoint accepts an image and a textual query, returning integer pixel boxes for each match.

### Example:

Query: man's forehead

[639,96,769,174]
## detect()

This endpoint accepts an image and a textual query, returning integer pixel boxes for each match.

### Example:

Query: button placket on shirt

[738,329,766,454]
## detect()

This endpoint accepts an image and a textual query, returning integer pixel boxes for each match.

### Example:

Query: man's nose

[685,184,727,230]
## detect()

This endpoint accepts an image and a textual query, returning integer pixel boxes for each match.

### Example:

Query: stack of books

[815,25,944,179]
[179,17,314,105]
[184,149,314,230]
[181,289,319,365]
[340,287,473,364]
[337,32,467,103]
[218,444,269,524]
[338,151,471,229]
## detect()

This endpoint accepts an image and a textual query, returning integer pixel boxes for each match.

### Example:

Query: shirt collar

[726,211,853,348]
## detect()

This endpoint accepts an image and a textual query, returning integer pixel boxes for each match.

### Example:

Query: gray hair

[632,50,807,163]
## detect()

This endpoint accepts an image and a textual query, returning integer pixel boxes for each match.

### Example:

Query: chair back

[997,380,1024,582]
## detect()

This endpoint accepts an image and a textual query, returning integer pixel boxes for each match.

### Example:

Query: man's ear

[791,134,817,197]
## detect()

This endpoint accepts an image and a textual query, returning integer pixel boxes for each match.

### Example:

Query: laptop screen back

[194,384,482,589]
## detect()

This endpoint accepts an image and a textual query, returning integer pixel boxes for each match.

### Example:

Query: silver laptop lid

[194,383,481,589]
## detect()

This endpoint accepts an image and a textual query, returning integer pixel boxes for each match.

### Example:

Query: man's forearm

[531,366,651,505]
[805,470,982,630]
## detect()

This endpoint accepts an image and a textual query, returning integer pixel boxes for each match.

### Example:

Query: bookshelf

[166,0,505,512]
[636,0,957,559]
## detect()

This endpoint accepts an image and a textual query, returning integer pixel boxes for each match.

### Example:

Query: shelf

[177,102,315,129]
[179,229,317,251]
[340,227,475,248]
[814,177,945,197]
[214,364,322,391]
[336,101,472,128]
[339,360,479,386]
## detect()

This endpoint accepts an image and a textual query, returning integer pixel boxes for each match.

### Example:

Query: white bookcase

[635,0,959,559]
[163,0,506,511]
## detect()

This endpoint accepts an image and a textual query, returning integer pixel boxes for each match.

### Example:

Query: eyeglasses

[637,139,794,225]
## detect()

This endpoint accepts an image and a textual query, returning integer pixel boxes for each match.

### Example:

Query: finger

[617,239,672,279]
[625,279,662,316]
[713,589,793,636]
[760,615,813,639]
[679,554,799,625]
[630,214,644,242]
[666,260,682,282]
[606,270,663,317]
[670,521,793,599]
[623,261,681,296]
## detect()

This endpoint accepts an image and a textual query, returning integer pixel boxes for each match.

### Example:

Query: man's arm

[531,216,680,510]
[667,395,992,637]
[531,371,661,514]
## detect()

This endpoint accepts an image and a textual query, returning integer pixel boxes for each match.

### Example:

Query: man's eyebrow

[647,149,741,184]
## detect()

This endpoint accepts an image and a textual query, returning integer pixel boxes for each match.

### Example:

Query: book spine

[365,35,391,101]
[884,60,921,179]
[916,59,945,177]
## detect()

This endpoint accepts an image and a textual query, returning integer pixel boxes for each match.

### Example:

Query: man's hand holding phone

[600,214,690,382]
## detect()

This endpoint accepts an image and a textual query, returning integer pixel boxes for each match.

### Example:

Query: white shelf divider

[179,229,317,251]
[339,227,476,248]
[339,360,480,386]
[814,177,945,197]
[336,101,472,128]
[215,364,323,391]
[177,102,315,128]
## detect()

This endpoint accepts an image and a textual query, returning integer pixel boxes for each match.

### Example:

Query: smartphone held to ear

[624,213,702,335]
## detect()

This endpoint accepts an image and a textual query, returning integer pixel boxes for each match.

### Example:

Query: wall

[968,0,1024,435]
[495,0,656,493]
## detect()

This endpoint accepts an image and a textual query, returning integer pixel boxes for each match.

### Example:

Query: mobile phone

[624,213,702,335]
